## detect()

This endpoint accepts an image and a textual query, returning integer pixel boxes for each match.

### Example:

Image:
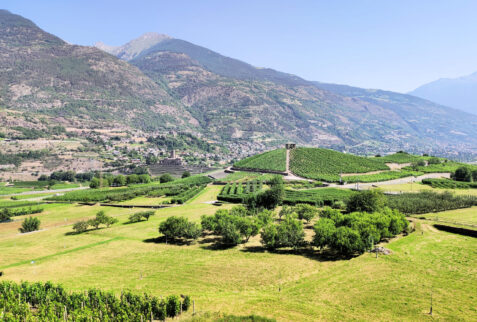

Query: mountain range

[409,72,477,116]
[1,9,477,157]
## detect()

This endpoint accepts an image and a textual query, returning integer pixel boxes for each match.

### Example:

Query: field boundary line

[0,237,123,270]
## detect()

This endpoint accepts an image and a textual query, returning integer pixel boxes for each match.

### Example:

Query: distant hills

[409,72,477,116]
[1,9,477,158]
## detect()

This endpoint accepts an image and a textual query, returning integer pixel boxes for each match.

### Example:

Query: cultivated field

[1,185,476,321]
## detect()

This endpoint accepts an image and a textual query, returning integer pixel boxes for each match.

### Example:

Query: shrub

[454,166,473,182]
[89,177,100,189]
[0,208,12,222]
[160,173,174,183]
[181,171,191,178]
[19,217,41,233]
[166,295,181,318]
[260,214,304,250]
[312,218,336,249]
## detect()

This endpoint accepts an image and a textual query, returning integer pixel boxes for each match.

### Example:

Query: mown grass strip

[0,237,123,270]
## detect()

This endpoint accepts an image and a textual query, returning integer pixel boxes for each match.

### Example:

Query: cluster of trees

[39,171,95,183]
[244,176,285,211]
[0,281,190,321]
[90,173,151,188]
[19,217,41,233]
[72,211,117,233]
[0,150,49,167]
[201,207,274,245]
[128,211,155,223]
[313,207,408,255]
[452,166,477,182]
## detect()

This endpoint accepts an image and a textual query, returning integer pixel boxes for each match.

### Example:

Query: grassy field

[0,186,476,320]
[414,206,477,228]
[378,183,477,196]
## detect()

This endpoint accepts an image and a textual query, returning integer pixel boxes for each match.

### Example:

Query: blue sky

[3,0,477,92]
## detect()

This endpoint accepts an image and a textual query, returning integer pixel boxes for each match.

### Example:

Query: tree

[181,171,191,178]
[89,177,100,189]
[113,175,126,187]
[89,211,117,229]
[19,217,41,233]
[138,174,151,183]
[236,217,261,242]
[294,204,318,223]
[346,189,386,213]
[159,216,201,241]
[277,214,305,249]
[312,218,336,250]
[330,226,364,255]
[160,173,174,183]
[473,170,477,182]
[219,220,242,245]
[72,220,89,233]
[454,166,472,182]
[260,224,279,249]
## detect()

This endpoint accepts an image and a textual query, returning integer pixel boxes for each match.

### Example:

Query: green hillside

[233,149,287,172]
[290,147,389,181]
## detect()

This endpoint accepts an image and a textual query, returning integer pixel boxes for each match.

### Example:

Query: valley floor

[0,185,476,321]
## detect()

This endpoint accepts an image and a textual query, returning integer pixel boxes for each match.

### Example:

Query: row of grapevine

[218,180,264,203]
[48,176,213,203]
[283,188,356,206]
[170,185,207,204]
[422,178,477,189]
[0,281,191,321]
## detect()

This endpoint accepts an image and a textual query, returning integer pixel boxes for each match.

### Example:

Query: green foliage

[294,204,318,223]
[89,177,100,189]
[343,170,423,183]
[0,208,12,222]
[170,185,207,204]
[234,149,287,172]
[0,281,189,320]
[373,151,427,164]
[422,178,477,189]
[283,188,355,206]
[315,207,408,255]
[290,147,389,182]
[160,173,174,183]
[128,211,155,223]
[260,214,305,250]
[453,166,473,182]
[19,217,41,233]
[245,177,284,211]
[159,216,201,241]
[72,220,89,233]
[51,176,212,202]
[182,171,191,178]
[387,191,477,214]
[346,190,387,213]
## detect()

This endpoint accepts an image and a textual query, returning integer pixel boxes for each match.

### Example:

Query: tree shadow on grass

[142,236,194,246]
[64,227,105,236]
[241,245,353,262]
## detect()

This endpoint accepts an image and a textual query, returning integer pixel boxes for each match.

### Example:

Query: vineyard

[290,147,389,182]
[343,170,423,183]
[373,152,429,164]
[283,188,355,205]
[233,149,287,172]
[422,178,477,189]
[0,281,190,321]
[217,180,264,203]
[48,176,212,203]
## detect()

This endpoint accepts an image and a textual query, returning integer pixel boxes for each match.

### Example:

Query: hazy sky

[3,0,477,92]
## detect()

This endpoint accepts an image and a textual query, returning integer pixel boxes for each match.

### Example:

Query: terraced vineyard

[290,147,389,182]
[283,188,355,205]
[343,170,423,183]
[233,148,287,172]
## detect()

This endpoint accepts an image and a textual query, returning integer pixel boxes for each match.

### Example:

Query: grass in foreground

[0,186,476,321]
